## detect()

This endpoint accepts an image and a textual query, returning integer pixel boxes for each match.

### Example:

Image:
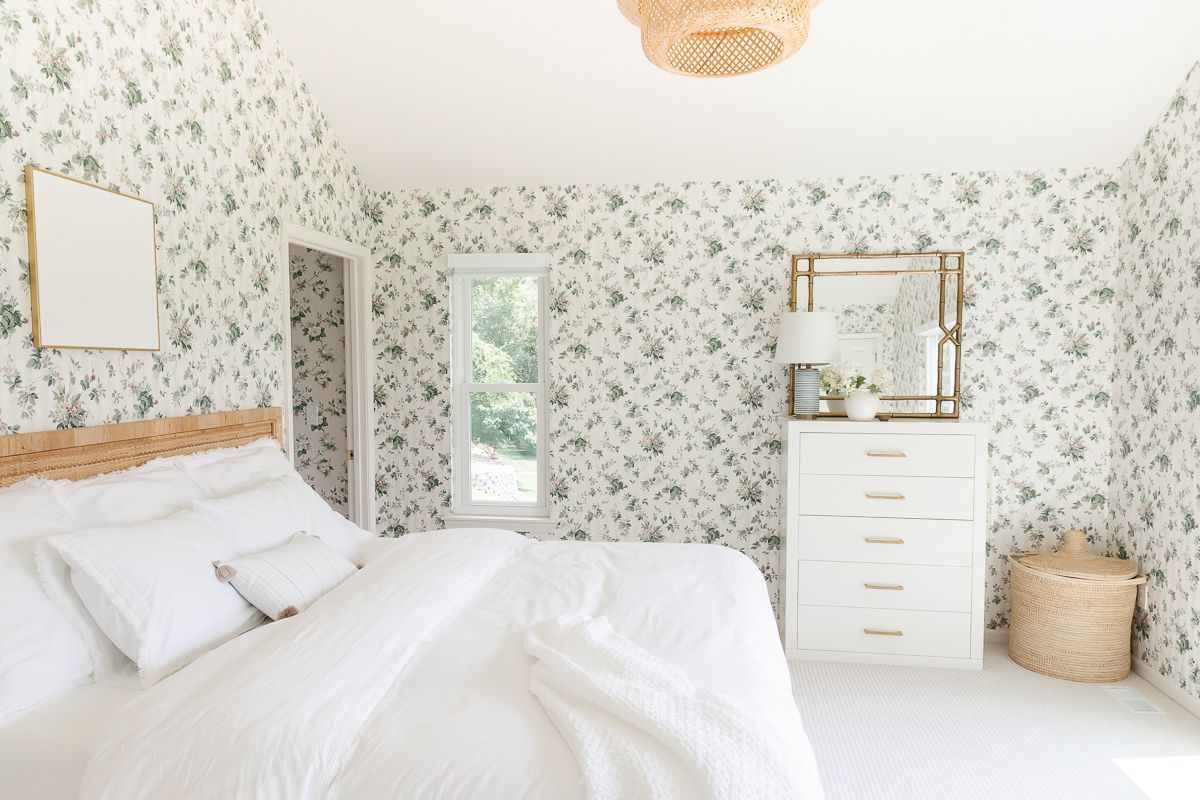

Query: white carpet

[789,644,1200,800]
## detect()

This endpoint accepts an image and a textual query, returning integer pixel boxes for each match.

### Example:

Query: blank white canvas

[28,168,159,350]
[838,333,882,372]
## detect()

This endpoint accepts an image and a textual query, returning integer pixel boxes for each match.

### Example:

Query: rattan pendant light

[617,0,820,78]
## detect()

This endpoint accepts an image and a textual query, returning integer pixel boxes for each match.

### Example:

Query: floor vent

[1105,686,1165,715]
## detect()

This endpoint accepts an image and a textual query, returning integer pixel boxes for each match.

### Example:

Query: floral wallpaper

[1111,61,1200,704]
[373,171,1121,619]
[288,245,348,514]
[0,0,376,434]
[822,303,897,377]
[890,271,943,413]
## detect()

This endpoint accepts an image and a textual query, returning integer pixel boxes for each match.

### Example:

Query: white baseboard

[1131,661,1200,720]
[984,629,1010,643]
[788,649,982,670]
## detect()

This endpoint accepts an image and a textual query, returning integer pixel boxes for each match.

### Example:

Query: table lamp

[775,311,839,417]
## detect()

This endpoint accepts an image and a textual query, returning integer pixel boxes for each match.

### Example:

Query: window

[917,320,942,396]
[448,254,550,528]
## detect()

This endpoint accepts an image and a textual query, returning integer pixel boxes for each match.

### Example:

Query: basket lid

[1013,530,1138,580]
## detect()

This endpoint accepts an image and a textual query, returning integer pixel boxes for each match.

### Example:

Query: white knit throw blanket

[525,614,822,800]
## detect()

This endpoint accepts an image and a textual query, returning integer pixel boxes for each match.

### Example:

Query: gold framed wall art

[25,165,160,351]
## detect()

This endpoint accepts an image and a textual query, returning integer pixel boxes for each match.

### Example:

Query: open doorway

[279,223,375,532]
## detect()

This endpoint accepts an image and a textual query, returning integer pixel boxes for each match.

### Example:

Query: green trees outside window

[468,276,539,502]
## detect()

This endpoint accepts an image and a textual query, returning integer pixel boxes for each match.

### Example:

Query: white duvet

[81,529,822,799]
[527,615,818,800]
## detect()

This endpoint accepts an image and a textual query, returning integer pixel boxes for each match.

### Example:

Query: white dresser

[783,420,988,669]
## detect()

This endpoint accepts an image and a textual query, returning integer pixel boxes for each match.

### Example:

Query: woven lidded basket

[1008,530,1145,683]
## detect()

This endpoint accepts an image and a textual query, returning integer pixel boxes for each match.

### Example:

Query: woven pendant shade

[618,0,820,78]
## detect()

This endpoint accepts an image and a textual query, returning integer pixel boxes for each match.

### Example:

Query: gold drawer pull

[865,492,905,501]
[866,450,907,458]
[864,583,905,591]
[864,537,905,545]
[864,629,904,637]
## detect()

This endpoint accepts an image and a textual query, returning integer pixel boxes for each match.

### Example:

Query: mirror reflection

[794,254,962,418]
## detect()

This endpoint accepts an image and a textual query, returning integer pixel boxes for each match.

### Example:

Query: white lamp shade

[774,311,839,365]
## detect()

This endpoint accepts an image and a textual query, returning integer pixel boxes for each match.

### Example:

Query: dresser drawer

[795,605,971,658]
[796,516,974,566]
[795,560,972,612]
[798,432,975,478]
[797,475,974,520]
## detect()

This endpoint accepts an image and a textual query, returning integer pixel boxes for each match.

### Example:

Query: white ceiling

[255,0,1200,192]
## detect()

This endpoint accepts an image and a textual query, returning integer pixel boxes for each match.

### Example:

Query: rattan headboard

[0,407,283,488]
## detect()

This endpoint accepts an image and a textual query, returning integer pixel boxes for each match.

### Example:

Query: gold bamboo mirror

[789,252,964,419]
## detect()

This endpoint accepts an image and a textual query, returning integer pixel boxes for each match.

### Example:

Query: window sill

[442,514,559,536]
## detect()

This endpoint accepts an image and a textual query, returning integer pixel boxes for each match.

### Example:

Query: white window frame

[444,253,554,534]
[916,320,941,396]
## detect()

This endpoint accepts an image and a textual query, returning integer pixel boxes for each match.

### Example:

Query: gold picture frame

[788,252,965,419]
[25,165,161,351]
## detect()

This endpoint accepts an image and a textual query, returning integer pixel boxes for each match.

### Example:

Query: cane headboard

[0,407,283,488]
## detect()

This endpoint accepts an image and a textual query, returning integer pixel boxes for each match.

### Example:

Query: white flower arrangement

[819,364,846,394]
[819,364,889,396]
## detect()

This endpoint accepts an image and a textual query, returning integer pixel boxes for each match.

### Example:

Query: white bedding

[45,529,818,798]
[527,614,818,799]
[0,683,138,799]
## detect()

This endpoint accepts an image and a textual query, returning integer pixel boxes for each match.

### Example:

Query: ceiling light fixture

[617,0,821,78]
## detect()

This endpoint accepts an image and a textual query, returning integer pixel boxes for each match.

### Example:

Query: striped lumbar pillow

[214,533,357,621]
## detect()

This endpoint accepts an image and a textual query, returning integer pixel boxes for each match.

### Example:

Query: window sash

[451,268,548,518]
[464,387,541,506]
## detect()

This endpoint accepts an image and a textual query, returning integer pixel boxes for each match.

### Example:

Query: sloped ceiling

[256,0,1200,190]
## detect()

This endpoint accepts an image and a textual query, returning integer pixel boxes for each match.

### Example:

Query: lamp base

[792,367,821,416]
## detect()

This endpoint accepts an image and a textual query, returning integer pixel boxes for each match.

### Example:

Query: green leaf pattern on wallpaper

[372,170,1122,627]
[0,0,374,435]
[1113,62,1200,700]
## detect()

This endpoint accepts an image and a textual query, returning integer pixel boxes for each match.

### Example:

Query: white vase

[845,389,880,421]
[826,398,845,414]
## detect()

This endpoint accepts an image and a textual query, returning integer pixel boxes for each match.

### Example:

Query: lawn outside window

[445,253,552,532]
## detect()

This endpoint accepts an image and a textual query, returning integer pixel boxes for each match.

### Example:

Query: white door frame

[278,222,376,533]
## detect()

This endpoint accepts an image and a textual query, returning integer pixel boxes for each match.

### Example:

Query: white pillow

[35,539,137,684]
[0,479,94,721]
[44,458,219,679]
[193,474,371,560]
[43,510,264,686]
[167,435,279,469]
[215,533,357,620]
[25,441,290,689]
[58,459,204,528]
[181,438,293,498]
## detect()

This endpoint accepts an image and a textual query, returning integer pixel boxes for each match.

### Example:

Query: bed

[0,409,822,799]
